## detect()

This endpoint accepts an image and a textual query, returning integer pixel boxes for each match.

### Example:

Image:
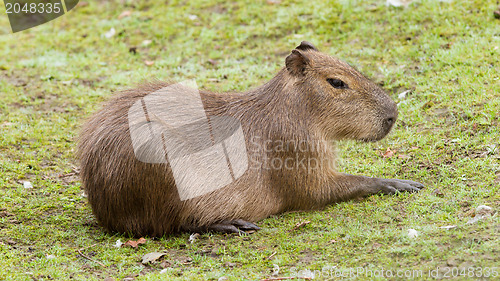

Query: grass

[0,0,499,280]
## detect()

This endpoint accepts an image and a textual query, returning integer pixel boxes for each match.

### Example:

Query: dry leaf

[291,221,311,231]
[142,252,166,264]
[124,237,146,248]
[382,148,395,158]
[118,11,132,19]
[431,189,444,197]
[144,60,154,66]
[207,59,218,66]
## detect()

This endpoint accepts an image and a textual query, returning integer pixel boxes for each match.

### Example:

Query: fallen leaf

[382,148,395,158]
[291,221,311,231]
[144,60,154,66]
[431,189,444,197]
[397,154,410,159]
[207,59,218,66]
[118,11,132,19]
[124,237,146,248]
[142,252,167,264]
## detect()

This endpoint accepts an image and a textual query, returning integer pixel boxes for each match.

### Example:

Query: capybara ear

[285,49,310,76]
[295,41,318,52]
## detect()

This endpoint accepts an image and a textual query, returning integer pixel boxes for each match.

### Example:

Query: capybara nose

[386,116,395,126]
[383,115,396,133]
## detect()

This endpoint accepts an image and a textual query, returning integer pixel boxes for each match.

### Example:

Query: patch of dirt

[297,248,316,265]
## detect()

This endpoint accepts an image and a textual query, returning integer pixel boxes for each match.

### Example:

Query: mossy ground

[0,0,499,280]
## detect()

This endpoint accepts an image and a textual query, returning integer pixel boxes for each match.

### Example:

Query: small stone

[407,229,418,238]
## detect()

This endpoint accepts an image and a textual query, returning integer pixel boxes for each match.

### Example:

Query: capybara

[78,41,423,237]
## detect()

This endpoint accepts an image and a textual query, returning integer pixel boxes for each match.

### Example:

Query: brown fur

[78,42,421,237]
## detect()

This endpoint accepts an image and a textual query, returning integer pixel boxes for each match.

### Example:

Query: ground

[0,0,499,280]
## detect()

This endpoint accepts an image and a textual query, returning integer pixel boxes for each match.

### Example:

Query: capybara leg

[331,173,424,201]
[374,178,425,194]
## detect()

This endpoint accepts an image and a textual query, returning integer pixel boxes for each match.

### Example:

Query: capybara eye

[327,78,348,89]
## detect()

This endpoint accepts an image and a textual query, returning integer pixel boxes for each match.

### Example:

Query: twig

[77,244,106,267]
[265,251,277,260]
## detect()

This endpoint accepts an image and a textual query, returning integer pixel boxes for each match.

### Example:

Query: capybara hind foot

[376,178,425,194]
[205,219,261,234]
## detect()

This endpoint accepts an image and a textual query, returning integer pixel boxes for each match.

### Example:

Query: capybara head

[285,41,398,142]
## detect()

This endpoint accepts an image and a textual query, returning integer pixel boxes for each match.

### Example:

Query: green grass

[1,0,499,280]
